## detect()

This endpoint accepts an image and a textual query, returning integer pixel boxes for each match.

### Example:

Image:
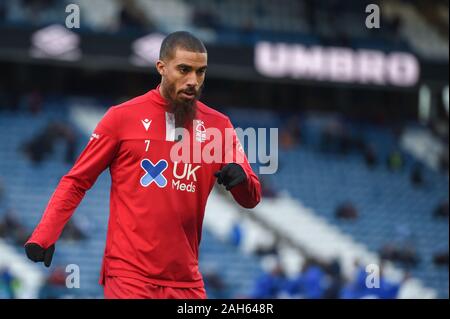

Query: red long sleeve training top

[26,87,261,288]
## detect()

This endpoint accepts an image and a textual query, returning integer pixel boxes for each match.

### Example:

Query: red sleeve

[222,118,261,209]
[25,107,120,249]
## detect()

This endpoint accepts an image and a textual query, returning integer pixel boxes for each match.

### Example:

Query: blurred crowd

[242,113,448,298]
[1,101,448,298]
[0,0,156,33]
[248,258,405,299]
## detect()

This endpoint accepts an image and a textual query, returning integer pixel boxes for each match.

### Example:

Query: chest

[113,112,222,191]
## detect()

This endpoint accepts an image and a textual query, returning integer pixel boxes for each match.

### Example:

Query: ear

[156,60,165,76]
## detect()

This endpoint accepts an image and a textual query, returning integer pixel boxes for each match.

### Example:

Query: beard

[162,81,203,129]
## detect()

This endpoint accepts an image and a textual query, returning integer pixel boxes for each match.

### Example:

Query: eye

[179,67,189,74]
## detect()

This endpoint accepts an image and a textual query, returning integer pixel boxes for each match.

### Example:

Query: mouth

[179,90,196,99]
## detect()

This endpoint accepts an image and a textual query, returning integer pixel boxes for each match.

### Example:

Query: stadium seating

[0,106,263,298]
[229,110,449,298]
[0,101,448,298]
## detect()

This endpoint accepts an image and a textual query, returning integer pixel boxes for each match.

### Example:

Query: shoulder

[97,93,152,133]
[102,91,157,124]
[109,92,151,114]
[196,100,231,125]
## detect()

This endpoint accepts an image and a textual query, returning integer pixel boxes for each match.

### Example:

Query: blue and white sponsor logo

[140,159,168,188]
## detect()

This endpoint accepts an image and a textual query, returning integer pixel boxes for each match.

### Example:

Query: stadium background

[0,0,448,299]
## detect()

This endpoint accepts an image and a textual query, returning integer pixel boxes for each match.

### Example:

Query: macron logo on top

[142,118,152,131]
[90,133,100,141]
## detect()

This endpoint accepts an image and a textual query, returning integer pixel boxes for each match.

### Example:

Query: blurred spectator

[0,177,5,209]
[363,144,378,169]
[340,260,376,299]
[0,179,12,221]
[229,221,242,247]
[379,243,419,268]
[21,121,77,165]
[303,0,317,32]
[374,267,403,299]
[203,266,228,299]
[386,149,403,172]
[280,116,301,150]
[433,200,449,219]
[47,267,66,286]
[439,151,449,174]
[319,118,356,155]
[287,259,327,299]
[119,0,155,31]
[28,89,43,115]
[260,176,278,199]
[0,1,5,22]
[20,0,57,25]
[410,164,425,187]
[340,261,401,299]
[323,259,343,299]
[240,18,255,35]
[254,234,280,257]
[192,8,220,30]
[335,30,351,47]
[254,0,268,20]
[0,208,29,246]
[39,266,68,299]
[0,267,17,299]
[22,0,56,10]
[342,261,383,299]
[380,224,420,268]
[250,259,288,299]
[382,13,403,40]
[320,118,344,153]
[433,250,449,267]
[60,219,87,242]
[335,202,359,220]
[280,130,297,150]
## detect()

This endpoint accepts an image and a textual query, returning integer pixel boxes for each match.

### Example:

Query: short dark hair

[159,31,207,61]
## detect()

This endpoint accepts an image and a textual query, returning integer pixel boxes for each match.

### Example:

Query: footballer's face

[157,48,207,105]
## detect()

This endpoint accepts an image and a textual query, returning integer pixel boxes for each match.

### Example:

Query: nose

[185,72,198,88]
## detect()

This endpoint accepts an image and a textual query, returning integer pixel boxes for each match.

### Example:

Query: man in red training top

[24,31,261,299]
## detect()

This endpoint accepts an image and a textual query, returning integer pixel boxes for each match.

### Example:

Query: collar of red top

[148,84,168,108]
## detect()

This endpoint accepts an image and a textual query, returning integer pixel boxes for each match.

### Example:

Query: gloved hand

[214,163,247,191]
[24,243,55,268]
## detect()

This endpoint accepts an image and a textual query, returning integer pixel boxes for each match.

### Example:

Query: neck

[158,83,168,101]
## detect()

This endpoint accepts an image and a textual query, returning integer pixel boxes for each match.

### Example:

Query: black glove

[214,163,247,191]
[24,243,55,268]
